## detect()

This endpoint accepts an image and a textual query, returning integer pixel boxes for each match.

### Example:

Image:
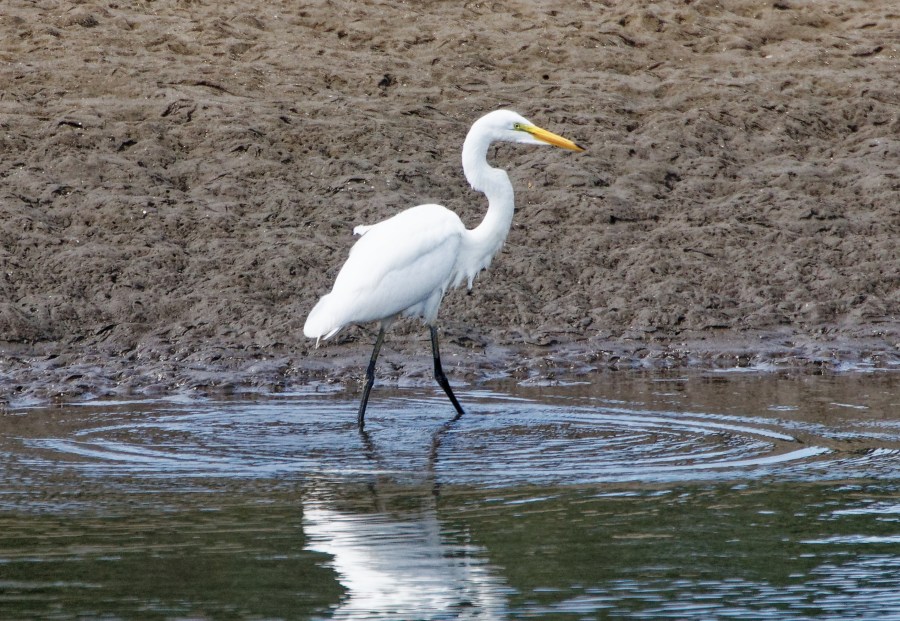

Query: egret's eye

[513,122,523,131]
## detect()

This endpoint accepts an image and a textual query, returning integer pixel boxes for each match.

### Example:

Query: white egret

[304,110,584,427]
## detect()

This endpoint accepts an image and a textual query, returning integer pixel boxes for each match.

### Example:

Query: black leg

[358,327,385,429]
[430,325,465,419]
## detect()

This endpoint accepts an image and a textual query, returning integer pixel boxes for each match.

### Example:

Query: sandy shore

[1,0,898,404]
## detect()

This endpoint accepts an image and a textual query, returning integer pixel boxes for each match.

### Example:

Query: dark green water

[1,372,898,619]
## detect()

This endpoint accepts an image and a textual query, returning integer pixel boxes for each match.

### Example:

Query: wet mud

[1,1,898,404]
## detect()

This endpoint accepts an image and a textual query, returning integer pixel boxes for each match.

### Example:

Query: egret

[304,110,585,427]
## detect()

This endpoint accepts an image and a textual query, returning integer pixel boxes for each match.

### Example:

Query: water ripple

[3,388,869,486]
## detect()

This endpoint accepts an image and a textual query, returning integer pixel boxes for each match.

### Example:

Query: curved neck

[461,129,515,255]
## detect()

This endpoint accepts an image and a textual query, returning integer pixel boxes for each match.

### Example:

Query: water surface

[1,372,898,619]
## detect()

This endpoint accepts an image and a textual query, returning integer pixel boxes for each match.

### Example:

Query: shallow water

[1,372,898,620]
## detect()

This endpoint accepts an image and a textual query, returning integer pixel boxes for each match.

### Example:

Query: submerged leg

[430,325,465,419]
[358,327,386,429]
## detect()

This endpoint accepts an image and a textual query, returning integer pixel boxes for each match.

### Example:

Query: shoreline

[3,330,896,408]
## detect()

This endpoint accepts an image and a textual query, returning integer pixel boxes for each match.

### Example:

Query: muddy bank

[1,330,895,407]
[1,0,898,404]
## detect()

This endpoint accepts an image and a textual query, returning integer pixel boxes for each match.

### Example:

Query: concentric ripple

[1,387,862,486]
[433,402,830,485]
[2,378,897,621]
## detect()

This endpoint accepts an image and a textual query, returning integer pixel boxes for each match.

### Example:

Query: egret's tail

[303,294,344,347]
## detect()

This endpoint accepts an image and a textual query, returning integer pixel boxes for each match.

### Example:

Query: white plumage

[304,204,464,343]
[304,110,584,426]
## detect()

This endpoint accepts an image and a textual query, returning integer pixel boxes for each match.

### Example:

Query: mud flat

[1,1,897,404]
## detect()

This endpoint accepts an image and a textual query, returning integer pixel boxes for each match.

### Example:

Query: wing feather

[304,204,465,339]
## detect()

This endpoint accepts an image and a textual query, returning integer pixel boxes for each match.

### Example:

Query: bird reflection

[303,420,508,619]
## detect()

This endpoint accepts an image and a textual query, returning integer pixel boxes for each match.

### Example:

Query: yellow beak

[523,125,585,152]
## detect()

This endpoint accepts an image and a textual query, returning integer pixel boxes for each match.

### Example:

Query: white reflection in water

[303,499,508,620]
[832,501,900,517]
[1,376,899,621]
[803,535,900,545]
[520,555,900,620]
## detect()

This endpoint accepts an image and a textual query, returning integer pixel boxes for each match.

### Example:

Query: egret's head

[477,109,585,152]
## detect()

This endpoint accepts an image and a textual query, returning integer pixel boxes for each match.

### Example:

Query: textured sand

[1,0,898,403]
